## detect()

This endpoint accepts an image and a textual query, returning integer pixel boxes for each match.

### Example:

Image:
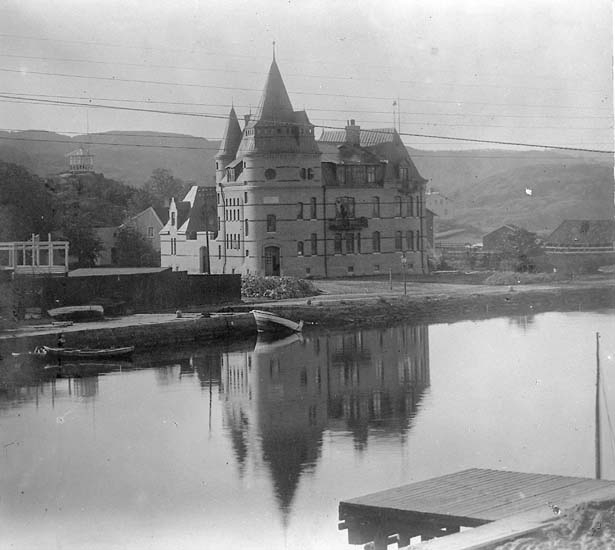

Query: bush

[241,275,320,300]
[484,271,559,285]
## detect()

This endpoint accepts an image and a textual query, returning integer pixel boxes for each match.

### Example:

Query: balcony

[328,216,368,231]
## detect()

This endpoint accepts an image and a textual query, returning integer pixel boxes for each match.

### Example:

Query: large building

[161,55,428,277]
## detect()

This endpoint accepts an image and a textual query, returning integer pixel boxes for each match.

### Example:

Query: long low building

[161,55,428,278]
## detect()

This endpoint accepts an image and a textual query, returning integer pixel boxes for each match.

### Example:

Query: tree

[114,226,159,267]
[143,168,187,210]
[62,213,104,268]
[500,229,544,272]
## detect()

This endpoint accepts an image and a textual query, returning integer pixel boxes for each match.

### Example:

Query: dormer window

[171,212,176,226]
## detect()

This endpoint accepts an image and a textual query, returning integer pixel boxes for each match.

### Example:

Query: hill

[410,148,614,234]
[0,130,219,187]
[0,130,612,234]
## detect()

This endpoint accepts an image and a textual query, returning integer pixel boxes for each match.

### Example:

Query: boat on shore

[47,305,104,322]
[40,345,135,359]
[251,310,303,334]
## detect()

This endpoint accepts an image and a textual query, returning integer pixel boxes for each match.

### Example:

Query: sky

[0,0,613,152]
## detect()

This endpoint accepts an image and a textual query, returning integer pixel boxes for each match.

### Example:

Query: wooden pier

[339,468,615,549]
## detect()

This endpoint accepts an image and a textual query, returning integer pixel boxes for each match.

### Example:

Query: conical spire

[254,58,295,124]
[216,106,242,159]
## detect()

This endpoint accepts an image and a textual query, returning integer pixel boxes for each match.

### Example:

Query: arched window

[297,241,304,256]
[372,231,381,252]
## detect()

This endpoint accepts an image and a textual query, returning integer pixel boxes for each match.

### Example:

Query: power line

[0,67,611,111]
[2,91,612,120]
[0,31,609,87]
[0,52,609,95]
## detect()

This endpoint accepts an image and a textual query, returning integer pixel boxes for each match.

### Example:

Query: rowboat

[47,305,104,321]
[251,310,303,334]
[40,345,135,359]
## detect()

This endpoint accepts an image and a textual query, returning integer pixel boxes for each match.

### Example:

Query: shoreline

[1,278,613,355]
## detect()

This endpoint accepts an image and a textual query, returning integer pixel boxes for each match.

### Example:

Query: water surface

[1,310,613,549]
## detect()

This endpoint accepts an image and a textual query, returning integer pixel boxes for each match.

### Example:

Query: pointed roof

[216,107,243,159]
[253,58,295,125]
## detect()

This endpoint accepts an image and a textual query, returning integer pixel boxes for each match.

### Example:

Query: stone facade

[161,56,429,277]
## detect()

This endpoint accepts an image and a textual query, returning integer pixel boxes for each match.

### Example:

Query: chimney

[345,119,360,146]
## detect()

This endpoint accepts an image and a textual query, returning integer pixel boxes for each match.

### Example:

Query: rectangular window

[310,197,317,219]
[297,202,304,219]
[395,196,403,217]
[337,165,346,185]
[147,226,154,237]
[374,264,380,272]
[244,192,248,203]
[407,230,414,250]
[171,212,176,226]
[218,245,221,259]
[416,230,421,250]
[372,231,381,253]
[310,233,318,256]
[367,166,376,183]
[347,265,354,273]
[352,165,366,185]
[346,233,354,254]
[395,231,403,250]
[408,196,414,217]
[297,241,304,256]
[267,214,276,232]
[357,233,361,253]
[245,249,249,257]
[245,219,249,236]
[334,233,342,254]
[400,167,409,181]
[372,197,380,218]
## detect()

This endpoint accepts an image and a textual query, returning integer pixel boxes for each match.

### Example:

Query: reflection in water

[220,326,430,526]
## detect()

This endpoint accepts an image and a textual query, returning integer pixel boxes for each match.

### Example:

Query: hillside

[0,130,612,234]
[0,130,219,187]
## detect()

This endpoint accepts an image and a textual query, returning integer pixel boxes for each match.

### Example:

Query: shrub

[484,271,559,285]
[241,275,319,300]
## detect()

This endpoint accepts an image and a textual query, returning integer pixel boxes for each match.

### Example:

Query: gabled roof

[216,107,243,160]
[253,58,295,125]
[546,219,615,246]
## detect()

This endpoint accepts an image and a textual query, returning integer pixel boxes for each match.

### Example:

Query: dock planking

[339,468,615,549]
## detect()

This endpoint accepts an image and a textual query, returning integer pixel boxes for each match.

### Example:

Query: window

[300,167,307,179]
[265,168,276,180]
[400,167,409,181]
[372,231,381,252]
[352,165,366,184]
[408,196,414,217]
[297,241,304,256]
[218,245,221,259]
[245,219,249,236]
[297,202,304,219]
[337,165,345,185]
[395,196,403,217]
[372,196,380,218]
[407,230,414,250]
[367,166,376,183]
[305,267,311,275]
[416,230,421,250]
[357,233,361,253]
[147,226,154,238]
[395,231,403,250]
[246,249,249,257]
[334,233,342,254]
[310,197,317,219]
[307,168,314,180]
[171,212,176,226]
[267,214,276,232]
[244,192,248,203]
[346,233,354,254]
[335,196,355,218]
[347,266,354,274]
[310,233,318,256]
[374,264,380,272]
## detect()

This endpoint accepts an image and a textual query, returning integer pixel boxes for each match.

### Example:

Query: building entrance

[264,246,280,276]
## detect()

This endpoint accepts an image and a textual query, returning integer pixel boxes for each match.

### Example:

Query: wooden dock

[339,468,615,549]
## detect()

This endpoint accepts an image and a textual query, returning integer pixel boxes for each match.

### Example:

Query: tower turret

[216,107,243,183]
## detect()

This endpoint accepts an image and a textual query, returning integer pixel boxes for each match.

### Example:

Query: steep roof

[253,58,295,125]
[216,107,243,160]
[319,128,397,147]
[546,219,615,246]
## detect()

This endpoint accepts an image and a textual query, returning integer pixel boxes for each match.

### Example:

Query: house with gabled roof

[545,219,615,272]
[161,54,428,277]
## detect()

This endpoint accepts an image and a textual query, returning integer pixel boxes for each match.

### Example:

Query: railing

[328,216,369,231]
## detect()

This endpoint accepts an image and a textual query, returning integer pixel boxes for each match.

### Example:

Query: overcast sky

[0,0,612,151]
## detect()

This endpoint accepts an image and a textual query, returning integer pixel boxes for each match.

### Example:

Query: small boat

[47,305,104,322]
[251,310,303,334]
[40,345,135,359]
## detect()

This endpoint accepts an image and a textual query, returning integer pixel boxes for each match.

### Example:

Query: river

[1,309,614,549]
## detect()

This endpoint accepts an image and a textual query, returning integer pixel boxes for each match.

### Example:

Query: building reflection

[220,325,430,525]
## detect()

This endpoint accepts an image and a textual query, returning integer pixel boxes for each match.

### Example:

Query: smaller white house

[160,186,218,273]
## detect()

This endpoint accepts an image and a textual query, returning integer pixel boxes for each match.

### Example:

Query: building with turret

[161,54,428,277]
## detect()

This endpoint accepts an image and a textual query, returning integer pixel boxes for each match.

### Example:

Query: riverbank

[0,276,613,355]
